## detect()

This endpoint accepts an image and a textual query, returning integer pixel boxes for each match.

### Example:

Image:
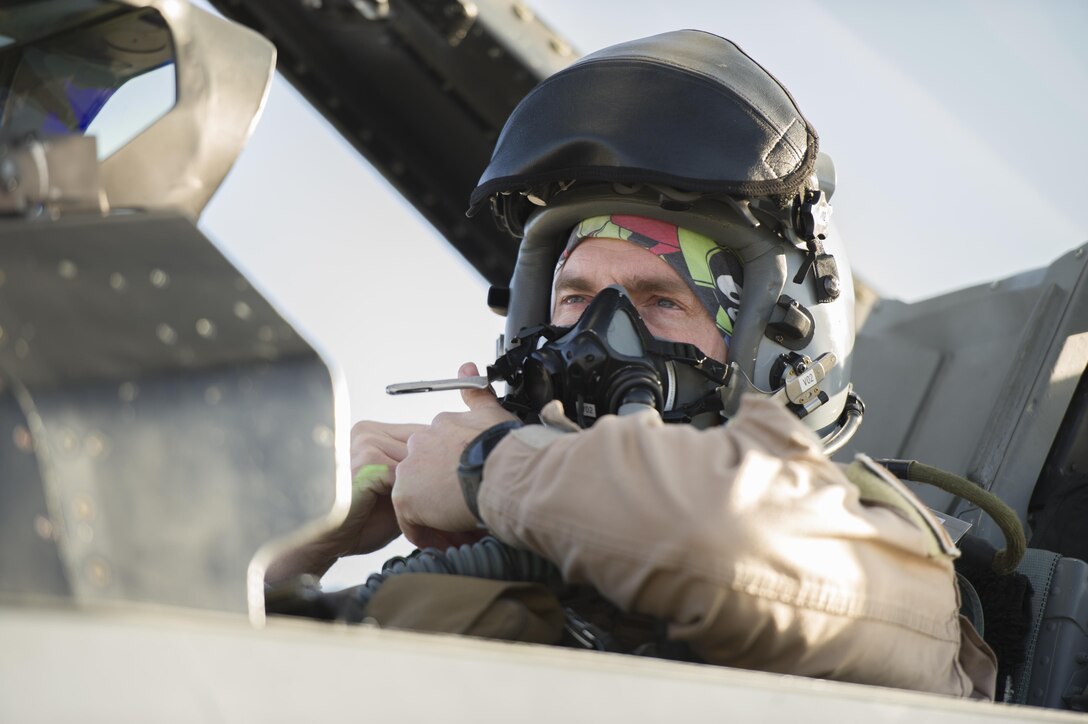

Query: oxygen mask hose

[876,459,1026,575]
[266,536,561,624]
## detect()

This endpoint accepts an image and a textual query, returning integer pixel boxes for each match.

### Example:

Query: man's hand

[393,362,518,549]
[265,419,424,582]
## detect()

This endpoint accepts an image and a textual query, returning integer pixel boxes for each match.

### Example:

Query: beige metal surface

[1,603,1081,723]
[100,0,275,219]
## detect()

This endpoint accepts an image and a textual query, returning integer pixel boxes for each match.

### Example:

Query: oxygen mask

[388,286,727,429]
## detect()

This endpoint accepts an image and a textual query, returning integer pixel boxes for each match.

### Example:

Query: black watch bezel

[458,420,523,521]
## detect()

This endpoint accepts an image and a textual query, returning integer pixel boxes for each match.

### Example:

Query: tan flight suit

[476,395,998,699]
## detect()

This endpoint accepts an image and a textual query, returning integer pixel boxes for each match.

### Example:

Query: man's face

[551,237,729,363]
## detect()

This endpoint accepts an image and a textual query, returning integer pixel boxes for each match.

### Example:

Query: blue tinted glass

[0,6,175,150]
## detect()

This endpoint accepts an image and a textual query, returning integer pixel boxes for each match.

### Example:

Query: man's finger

[351,449,400,496]
[353,463,394,490]
[353,433,410,466]
[459,361,501,410]
[360,421,428,442]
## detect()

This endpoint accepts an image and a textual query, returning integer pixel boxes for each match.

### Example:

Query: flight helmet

[469,30,857,439]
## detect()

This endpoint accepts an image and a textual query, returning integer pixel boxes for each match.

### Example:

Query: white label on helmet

[798,369,818,393]
[582,403,597,418]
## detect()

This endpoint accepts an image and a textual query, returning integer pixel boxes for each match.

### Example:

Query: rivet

[57,259,78,279]
[60,429,79,453]
[12,425,32,452]
[109,272,128,291]
[548,37,572,56]
[1076,247,1085,259]
[156,323,177,345]
[118,382,138,402]
[233,301,252,320]
[84,432,107,458]
[195,318,216,338]
[73,496,95,521]
[33,515,54,540]
[511,3,532,21]
[257,325,275,342]
[312,425,333,447]
[149,269,170,288]
[85,557,111,587]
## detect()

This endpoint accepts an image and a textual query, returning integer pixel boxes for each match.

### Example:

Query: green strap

[904,461,1026,575]
[845,461,954,560]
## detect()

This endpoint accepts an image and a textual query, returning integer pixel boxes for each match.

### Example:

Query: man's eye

[560,294,588,305]
[655,298,681,310]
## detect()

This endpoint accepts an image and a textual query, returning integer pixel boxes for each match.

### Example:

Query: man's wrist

[458,420,523,521]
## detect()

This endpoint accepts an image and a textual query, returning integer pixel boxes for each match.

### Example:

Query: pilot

[269,30,997,699]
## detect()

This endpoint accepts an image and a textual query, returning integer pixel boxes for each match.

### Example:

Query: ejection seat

[841,240,1088,712]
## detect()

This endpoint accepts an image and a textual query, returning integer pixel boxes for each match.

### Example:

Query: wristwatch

[458,420,523,521]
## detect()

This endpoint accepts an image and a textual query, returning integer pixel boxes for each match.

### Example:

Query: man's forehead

[552,237,686,290]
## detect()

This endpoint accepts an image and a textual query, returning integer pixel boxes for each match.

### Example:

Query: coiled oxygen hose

[266,536,559,623]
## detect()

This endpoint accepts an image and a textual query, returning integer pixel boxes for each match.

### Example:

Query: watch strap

[458,420,523,522]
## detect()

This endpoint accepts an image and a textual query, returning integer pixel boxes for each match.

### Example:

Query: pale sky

[194,0,1088,586]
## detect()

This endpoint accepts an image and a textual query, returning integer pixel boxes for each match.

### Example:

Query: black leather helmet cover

[469,30,818,220]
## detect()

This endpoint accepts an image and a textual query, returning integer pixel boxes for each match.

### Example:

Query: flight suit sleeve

[476,394,997,699]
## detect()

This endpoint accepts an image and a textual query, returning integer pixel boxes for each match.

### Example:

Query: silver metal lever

[385,375,491,395]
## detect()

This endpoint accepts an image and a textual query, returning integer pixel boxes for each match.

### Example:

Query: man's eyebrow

[624,275,692,297]
[552,273,595,295]
[553,271,691,298]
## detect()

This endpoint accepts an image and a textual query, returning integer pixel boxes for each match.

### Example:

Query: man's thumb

[459,362,498,410]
